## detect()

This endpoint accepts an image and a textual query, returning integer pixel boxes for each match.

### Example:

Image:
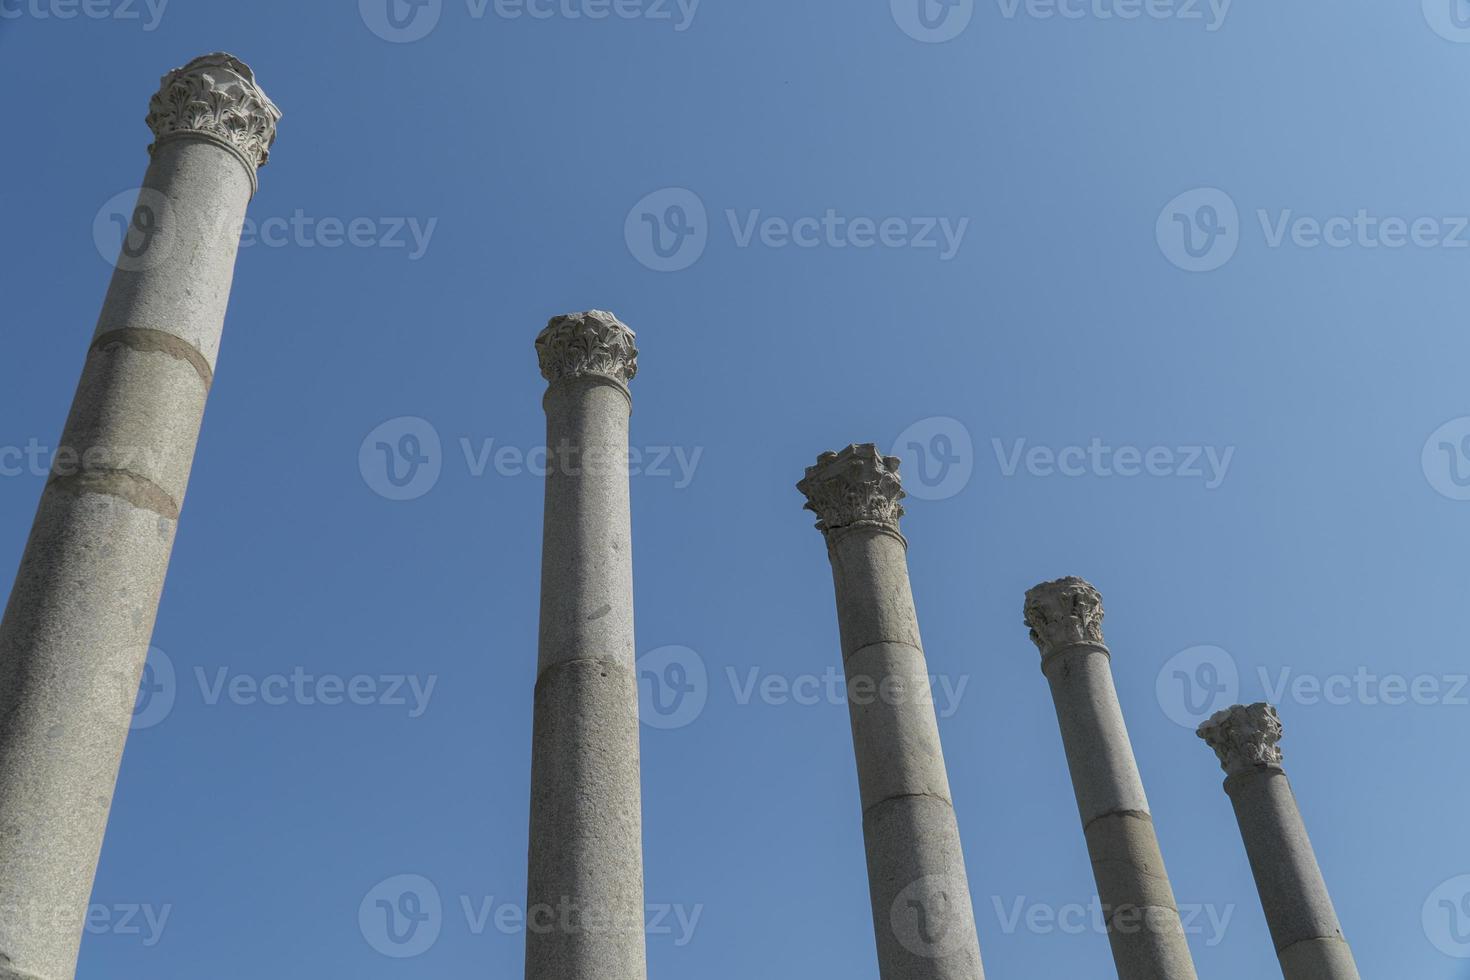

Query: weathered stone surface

[526,312,647,980]
[1023,578,1197,980]
[0,53,274,980]
[1205,708,1360,980]
[1198,702,1285,775]
[802,449,984,980]
[1023,576,1104,656]
[797,443,906,535]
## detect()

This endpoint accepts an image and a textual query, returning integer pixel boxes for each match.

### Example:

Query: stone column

[798,444,985,980]
[0,54,278,980]
[1197,704,1360,980]
[525,311,647,980]
[1022,578,1198,980]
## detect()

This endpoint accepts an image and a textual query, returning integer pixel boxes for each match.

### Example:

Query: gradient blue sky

[1,1,1467,976]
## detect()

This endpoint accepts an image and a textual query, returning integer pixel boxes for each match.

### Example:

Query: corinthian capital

[536,310,639,389]
[146,53,281,188]
[797,444,907,535]
[1197,703,1285,776]
[1023,577,1105,655]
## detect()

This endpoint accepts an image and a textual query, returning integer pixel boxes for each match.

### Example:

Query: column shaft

[525,315,646,980]
[0,54,276,980]
[1199,704,1360,980]
[1025,579,1198,980]
[801,445,985,980]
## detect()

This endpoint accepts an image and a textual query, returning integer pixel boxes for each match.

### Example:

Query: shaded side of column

[1198,704,1360,980]
[1024,578,1198,980]
[525,311,646,980]
[799,444,984,980]
[0,54,278,980]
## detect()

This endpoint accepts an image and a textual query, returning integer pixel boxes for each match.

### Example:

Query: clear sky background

[1,1,1467,977]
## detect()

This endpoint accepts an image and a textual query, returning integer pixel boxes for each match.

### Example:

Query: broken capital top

[796,444,907,535]
[1023,577,1105,655]
[1197,702,1285,776]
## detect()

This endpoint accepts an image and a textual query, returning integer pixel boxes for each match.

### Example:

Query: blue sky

[1,0,1467,976]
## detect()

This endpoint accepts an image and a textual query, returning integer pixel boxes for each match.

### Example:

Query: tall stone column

[0,54,278,980]
[1022,578,1198,980]
[525,311,647,980]
[1197,704,1360,980]
[798,444,985,980]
